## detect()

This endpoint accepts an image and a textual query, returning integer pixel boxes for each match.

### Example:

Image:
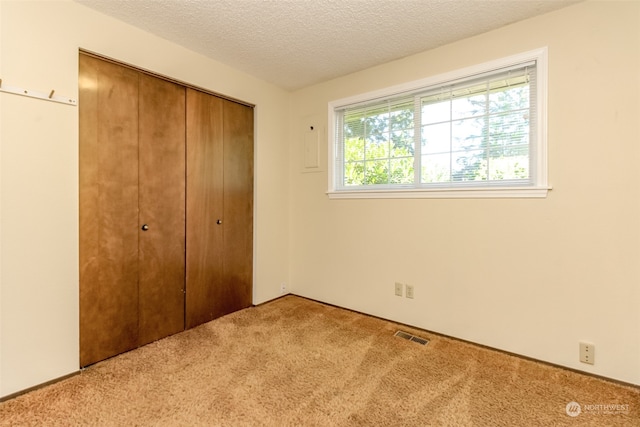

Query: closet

[79,53,253,367]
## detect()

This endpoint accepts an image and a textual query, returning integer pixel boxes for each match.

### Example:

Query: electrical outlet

[395,282,403,297]
[280,282,287,295]
[579,342,595,365]
[406,284,414,299]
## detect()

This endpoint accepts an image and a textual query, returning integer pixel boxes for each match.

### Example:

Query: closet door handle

[216,219,222,225]
[141,224,149,231]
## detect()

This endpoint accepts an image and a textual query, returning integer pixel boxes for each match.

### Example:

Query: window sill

[327,186,551,199]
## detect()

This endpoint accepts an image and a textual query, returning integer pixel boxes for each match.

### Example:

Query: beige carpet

[1,295,638,426]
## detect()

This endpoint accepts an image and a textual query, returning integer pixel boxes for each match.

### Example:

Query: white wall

[289,0,640,385]
[0,0,290,397]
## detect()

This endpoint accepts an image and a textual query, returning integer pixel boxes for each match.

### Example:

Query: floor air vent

[394,330,429,345]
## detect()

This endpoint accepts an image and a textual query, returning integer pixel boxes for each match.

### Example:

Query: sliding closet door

[222,100,254,313]
[185,89,225,328]
[81,53,254,365]
[80,54,188,365]
[137,74,186,346]
[185,90,254,328]
[79,54,140,366]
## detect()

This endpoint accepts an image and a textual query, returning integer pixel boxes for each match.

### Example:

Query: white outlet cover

[579,342,595,365]
[406,284,414,299]
[394,282,403,297]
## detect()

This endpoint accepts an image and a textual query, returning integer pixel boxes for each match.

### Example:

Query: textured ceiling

[76,0,579,91]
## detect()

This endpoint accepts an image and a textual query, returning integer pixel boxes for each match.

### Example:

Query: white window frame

[327,48,549,199]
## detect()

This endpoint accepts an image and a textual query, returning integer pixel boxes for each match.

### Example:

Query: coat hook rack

[0,78,77,106]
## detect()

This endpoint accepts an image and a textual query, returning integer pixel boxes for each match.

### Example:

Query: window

[328,48,548,199]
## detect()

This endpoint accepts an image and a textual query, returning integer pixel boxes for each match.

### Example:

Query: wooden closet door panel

[79,54,140,367]
[185,89,225,328]
[222,101,254,313]
[138,74,186,346]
